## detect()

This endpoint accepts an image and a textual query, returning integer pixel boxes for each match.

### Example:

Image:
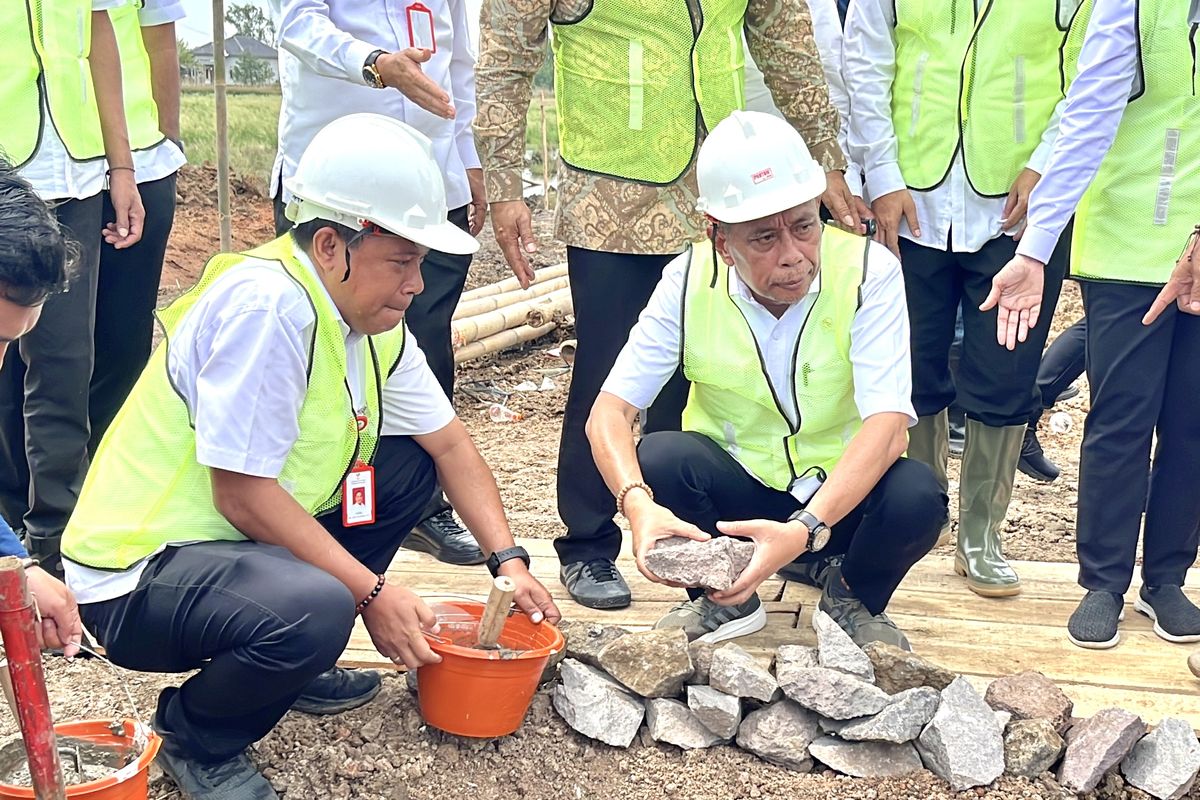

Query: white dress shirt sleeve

[448,0,481,170]
[843,0,905,199]
[600,252,689,411]
[92,0,127,11]
[1016,0,1138,265]
[850,242,916,424]
[277,0,377,86]
[380,335,457,437]
[138,0,185,26]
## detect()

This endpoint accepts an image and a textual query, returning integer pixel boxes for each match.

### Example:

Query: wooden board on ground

[340,540,1200,728]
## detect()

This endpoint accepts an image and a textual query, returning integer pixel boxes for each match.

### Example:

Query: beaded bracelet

[356,574,386,614]
[616,480,654,518]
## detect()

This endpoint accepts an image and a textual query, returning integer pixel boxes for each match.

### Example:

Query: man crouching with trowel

[61,114,560,800]
[588,112,945,652]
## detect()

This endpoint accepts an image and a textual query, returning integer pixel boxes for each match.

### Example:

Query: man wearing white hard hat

[588,111,946,649]
[60,114,560,800]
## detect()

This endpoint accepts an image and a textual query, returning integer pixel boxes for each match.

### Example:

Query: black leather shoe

[948,409,966,459]
[403,508,486,565]
[1017,426,1060,482]
[560,559,631,609]
[291,668,382,715]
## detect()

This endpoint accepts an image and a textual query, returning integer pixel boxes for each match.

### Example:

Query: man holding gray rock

[588,111,947,650]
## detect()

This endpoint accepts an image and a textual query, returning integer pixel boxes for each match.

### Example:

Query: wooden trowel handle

[477,576,516,648]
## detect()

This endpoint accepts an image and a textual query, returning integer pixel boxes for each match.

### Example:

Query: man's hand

[497,560,561,625]
[822,171,862,234]
[708,519,806,607]
[376,49,455,120]
[466,168,487,236]
[1144,227,1200,324]
[871,188,921,258]
[980,254,1045,350]
[361,583,443,669]
[102,170,144,249]
[625,494,710,586]
[26,567,82,658]
[1001,168,1041,239]
[489,200,538,288]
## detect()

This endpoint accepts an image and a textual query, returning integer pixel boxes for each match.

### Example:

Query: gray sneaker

[819,565,911,651]
[156,746,278,800]
[653,594,766,643]
[560,559,631,609]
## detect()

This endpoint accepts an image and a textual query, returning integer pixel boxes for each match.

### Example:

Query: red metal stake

[0,556,65,799]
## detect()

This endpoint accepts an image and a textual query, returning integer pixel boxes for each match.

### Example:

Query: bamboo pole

[477,576,516,649]
[458,263,568,302]
[523,291,572,328]
[454,322,558,364]
[211,0,231,251]
[452,275,569,320]
[451,288,571,348]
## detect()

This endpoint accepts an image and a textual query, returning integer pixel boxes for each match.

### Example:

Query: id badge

[343,463,376,527]
[406,2,436,53]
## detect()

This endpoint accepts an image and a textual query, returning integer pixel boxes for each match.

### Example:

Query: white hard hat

[695,110,827,224]
[285,113,479,256]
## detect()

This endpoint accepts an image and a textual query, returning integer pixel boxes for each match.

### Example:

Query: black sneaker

[559,558,631,609]
[948,410,966,459]
[776,554,839,587]
[291,668,381,715]
[1067,591,1125,649]
[155,743,278,800]
[1054,384,1081,405]
[819,564,910,651]
[653,594,766,643]
[1134,585,1200,643]
[403,508,486,566]
[1017,426,1060,483]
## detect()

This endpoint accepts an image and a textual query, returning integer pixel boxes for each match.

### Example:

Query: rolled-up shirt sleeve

[278,0,377,85]
[850,242,916,424]
[138,0,185,26]
[380,334,456,437]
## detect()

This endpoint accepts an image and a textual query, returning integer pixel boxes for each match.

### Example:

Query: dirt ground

[8,166,1182,800]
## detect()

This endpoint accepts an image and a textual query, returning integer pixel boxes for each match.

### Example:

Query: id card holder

[343,463,376,527]
[406,2,436,53]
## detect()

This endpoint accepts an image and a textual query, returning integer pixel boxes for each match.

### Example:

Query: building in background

[192,34,278,84]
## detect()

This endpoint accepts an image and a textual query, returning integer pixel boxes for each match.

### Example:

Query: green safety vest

[62,236,407,571]
[0,0,105,166]
[891,0,1068,197]
[1064,0,1199,284]
[110,2,165,152]
[551,0,748,185]
[681,226,867,493]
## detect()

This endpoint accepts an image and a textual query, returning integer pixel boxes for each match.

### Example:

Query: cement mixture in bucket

[0,733,136,787]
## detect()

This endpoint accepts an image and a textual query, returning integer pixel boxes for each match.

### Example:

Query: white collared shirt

[842,0,1071,253]
[120,0,187,184]
[273,0,480,209]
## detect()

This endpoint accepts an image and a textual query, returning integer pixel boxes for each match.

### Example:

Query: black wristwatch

[486,545,530,577]
[789,509,831,553]
[362,49,387,88]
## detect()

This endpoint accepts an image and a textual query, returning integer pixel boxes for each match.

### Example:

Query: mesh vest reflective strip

[552,0,747,185]
[110,3,164,152]
[62,236,406,570]
[0,0,105,165]
[680,226,866,492]
[1065,0,1199,284]
[891,0,1067,196]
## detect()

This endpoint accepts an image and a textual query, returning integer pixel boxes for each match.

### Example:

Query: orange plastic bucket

[0,719,161,799]
[418,601,563,738]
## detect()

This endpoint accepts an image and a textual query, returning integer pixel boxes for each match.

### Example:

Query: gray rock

[552,659,645,747]
[709,643,779,703]
[808,736,923,778]
[864,641,956,695]
[645,698,726,749]
[1121,718,1200,800]
[838,686,940,744]
[558,620,629,669]
[1004,718,1065,778]
[405,669,419,693]
[775,644,819,672]
[686,641,723,686]
[778,666,889,720]
[916,676,1005,791]
[812,609,874,682]
[643,536,755,591]
[985,671,1074,734]
[597,628,693,698]
[1057,708,1145,794]
[736,700,820,771]
[994,710,1013,732]
[687,685,741,739]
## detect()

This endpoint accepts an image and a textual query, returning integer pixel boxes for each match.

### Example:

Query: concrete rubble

[985,670,1074,734]
[596,628,693,698]
[645,698,726,749]
[643,536,755,590]
[916,676,1005,791]
[1120,718,1200,800]
[736,700,820,772]
[686,684,741,739]
[812,610,874,682]
[1003,718,1065,778]
[1058,708,1145,794]
[552,659,645,748]
[709,643,779,703]
[808,736,923,778]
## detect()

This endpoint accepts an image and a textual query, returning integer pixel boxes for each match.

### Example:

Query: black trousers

[1076,282,1200,593]
[90,173,179,452]
[0,194,102,572]
[904,233,1067,426]
[637,431,946,615]
[1034,317,1086,414]
[79,436,437,763]
[554,247,690,565]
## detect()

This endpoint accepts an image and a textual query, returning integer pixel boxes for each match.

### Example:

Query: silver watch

[788,509,831,553]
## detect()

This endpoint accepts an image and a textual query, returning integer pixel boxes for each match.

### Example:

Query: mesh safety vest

[681,226,867,492]
[62,236,407,570]
[891,0,1068,197]
[110,3,165,152]
[0,0,105,166]
[1063,0,1199,284]
[551,0,748,185]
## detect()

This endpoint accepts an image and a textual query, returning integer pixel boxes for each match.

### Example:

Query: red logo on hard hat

[751,168,774,184]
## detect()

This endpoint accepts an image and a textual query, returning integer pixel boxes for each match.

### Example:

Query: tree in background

[178,37,202,82]
[230,55,274,86]
[225,3,276,43]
